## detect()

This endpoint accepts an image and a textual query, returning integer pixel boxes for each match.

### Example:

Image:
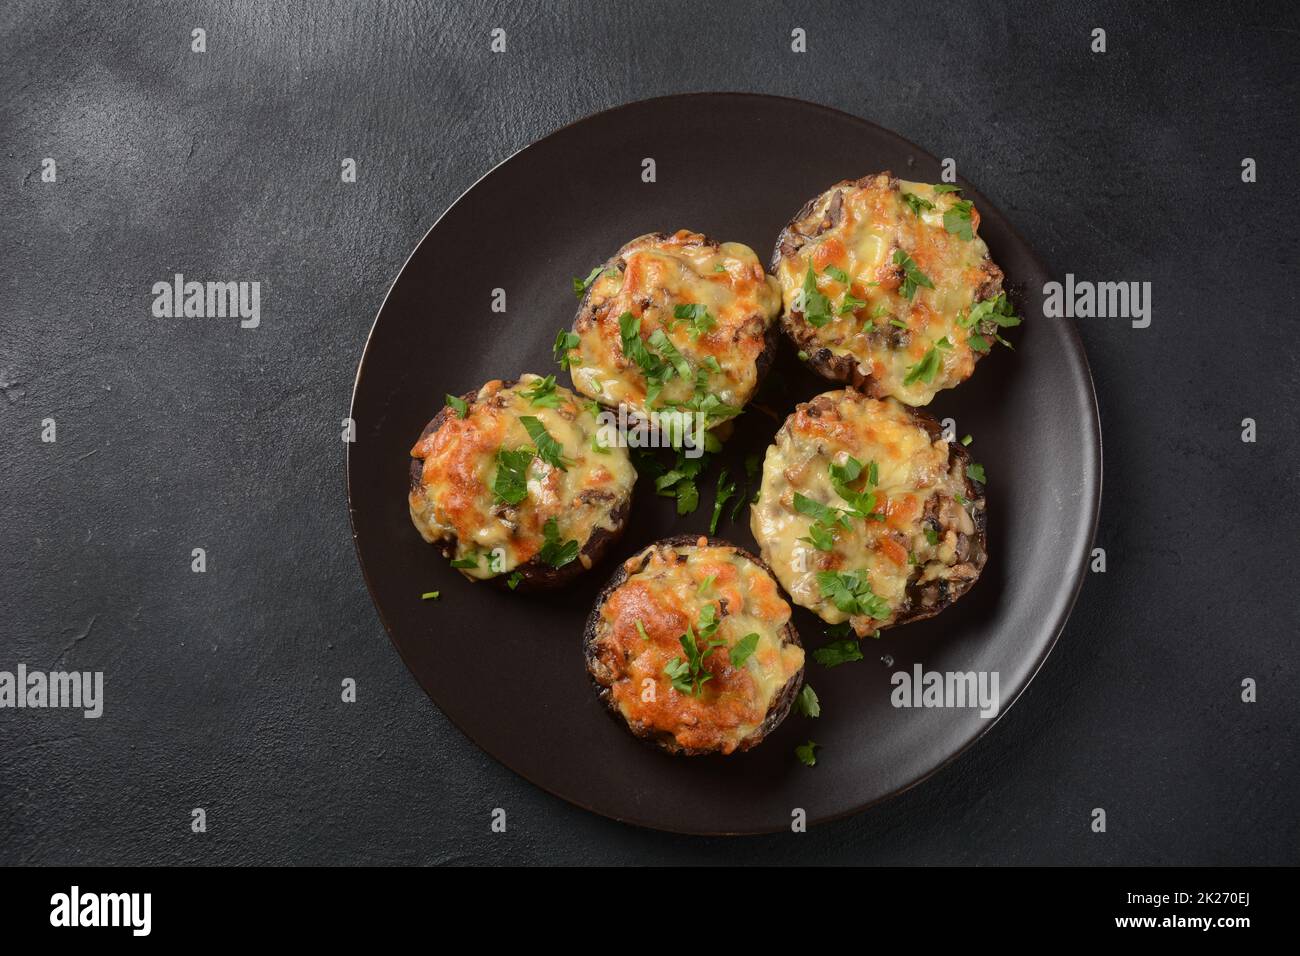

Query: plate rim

[346,91,1103,835]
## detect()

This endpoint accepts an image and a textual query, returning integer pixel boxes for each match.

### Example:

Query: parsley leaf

[829,455,879,518]
[491,447,533,505]
[506,571,523,590]
[665,609,727,695]
[521,375,562,408]
[800,263,833,327]
[813,640,863,667]
[904,345,943,386]
[838,293,867,315]
[795,684,820,717]
[672,303,716,339]
[635,619,650,641]
[709,468,737,534]
[824,265,850,284]
[816,570,891,619]
[450,555,479,569]
[572,265,602,299]
[553,329,580,370]
[729,632,760,667]
[966,462,986,483]
[902,192,934,216]
[795,740,819,767]
[647,328,691,380]
[893,249,934,301]
[445,394,469,418]
[932,183,961,194]
[943,199,975,241]
[519,415,568,471]
[536,516,579,568]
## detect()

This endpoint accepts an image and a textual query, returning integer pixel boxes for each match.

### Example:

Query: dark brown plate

[347,93,1101,835]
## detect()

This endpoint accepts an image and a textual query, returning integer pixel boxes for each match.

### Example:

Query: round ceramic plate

[347,93,1101,835]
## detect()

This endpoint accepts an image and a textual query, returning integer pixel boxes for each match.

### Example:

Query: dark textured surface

[1,0,1296,864]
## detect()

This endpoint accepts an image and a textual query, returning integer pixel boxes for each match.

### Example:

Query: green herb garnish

[795,740,819,767]
[445,394,469,418]
[800,263,833,327]
[521,375,562,408]
[816,570,890,619]
[795,685,820,717]
[893,249,933,301]
[491,447,534,505]
[729,632,760,667]
[536,516,580,568]
[520,415,569,471]
[943,199,975,241]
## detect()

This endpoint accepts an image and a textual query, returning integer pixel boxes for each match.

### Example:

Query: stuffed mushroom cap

[773,172,1019,405]
[563,230,782,429]
[585,535,804,755]
[409,374,636,588]
[750,390,987,635]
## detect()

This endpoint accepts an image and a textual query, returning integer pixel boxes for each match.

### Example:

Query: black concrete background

[2,0,1297,865]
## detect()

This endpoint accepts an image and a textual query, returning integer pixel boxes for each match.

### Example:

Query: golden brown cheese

[409,375,636,579]
[774,173,1010,406]
[566,230,782,423]
[588,539,804,754]
[750,390,987,635]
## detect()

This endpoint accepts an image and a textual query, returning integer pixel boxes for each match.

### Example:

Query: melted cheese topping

[569,230,781,421]
[775,174,1003,406]
[409,375,636,579]
[589,539,804,754]
[750,391,984,635]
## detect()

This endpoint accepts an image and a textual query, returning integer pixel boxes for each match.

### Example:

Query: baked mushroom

[749,390,987,635]
[772,173,1020,405]
[585,535,805,755]
[409,374,636,589]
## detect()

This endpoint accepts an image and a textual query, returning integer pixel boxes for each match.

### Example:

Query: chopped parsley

[729,632,760,667]
[924,527,940,546]
[519,415,568,471]
[902,192,934,216]
[813,639,863,667]
[903,342,949,386]
[943,199,975,241]
[696,575,715,596]
[506,571,523,590]
[829,454,879,519]
[635,619,650,641]
[795,684,820,717]
[709,468,737,534]
[444,394,469,418]
[420,590,440,601]
[671,302,716,340]
[816,570,891,619]
[961,434,973,446]
[654,448,710,515]
[824,265,850,284]
[893,249,934,301]
[491,447,534,505]
[795,740,820,767]
[800,263,833,327]
[553,329,580,370]
[839,292,867,314]
[647,328,691,380]
[932,183,962,194]
[664,606,726,696]
[572,265,602,299]
[536,516,579,568]
[521,375,562,408]
[966,462,986,483]
[450,555,479,569]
